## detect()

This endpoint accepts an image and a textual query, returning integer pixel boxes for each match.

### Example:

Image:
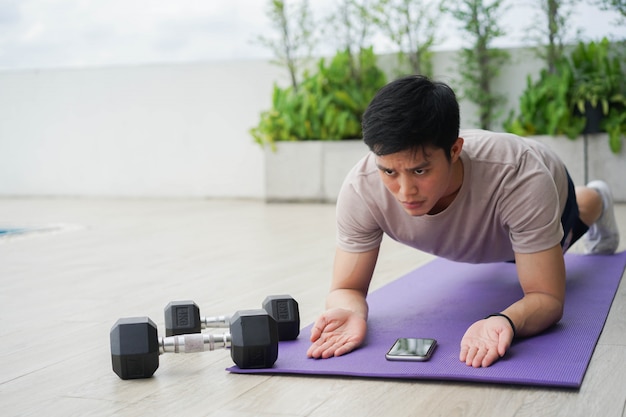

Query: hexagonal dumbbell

[164,295,300,341]
[110,309,278,379]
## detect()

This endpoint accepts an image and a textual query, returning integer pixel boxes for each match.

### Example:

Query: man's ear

[451,137,464,161]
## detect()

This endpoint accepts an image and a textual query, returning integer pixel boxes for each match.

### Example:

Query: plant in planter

[569,38,625,152]
[250,46,387,147]
[251,2,389,202]
[251,47,387,202]
[504,58,585,138]
[506,38,625,153]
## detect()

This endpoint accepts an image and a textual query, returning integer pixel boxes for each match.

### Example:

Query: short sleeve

[499,151,564,254]
[335,179,384,253]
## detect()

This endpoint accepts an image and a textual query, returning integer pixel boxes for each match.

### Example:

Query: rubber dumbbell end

[164,301,201,336]
[229,309,279,369]
[262,295,300,340]
[110,317,159,379]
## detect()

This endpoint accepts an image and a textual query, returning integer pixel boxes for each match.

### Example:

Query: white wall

[0,60,288,198]
[2,47,621,200]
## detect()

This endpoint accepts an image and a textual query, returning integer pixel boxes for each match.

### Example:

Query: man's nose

[398,175,417,198]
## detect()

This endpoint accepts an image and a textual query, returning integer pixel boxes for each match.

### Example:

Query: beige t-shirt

[336,129,569,263]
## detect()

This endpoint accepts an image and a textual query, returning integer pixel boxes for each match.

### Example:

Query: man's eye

[384,169,395,175]
[414,169,425,175]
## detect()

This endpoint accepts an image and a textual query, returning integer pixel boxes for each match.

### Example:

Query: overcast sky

[1,0,624,71]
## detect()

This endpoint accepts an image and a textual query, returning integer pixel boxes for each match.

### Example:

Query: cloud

[0,0,273,69]
[0,0,624,71]
[0,0,19,25]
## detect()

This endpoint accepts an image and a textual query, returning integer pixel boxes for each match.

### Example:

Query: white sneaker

[583,180,620,254]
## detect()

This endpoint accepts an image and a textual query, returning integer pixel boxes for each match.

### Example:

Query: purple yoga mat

[228,252,626,388]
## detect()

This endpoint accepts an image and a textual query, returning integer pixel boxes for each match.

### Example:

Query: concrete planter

[264,140,369,203]
[264,134,625,203]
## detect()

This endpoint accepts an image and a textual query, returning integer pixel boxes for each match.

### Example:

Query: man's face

[375,138,464,216]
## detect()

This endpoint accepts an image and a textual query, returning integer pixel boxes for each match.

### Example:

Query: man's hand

[306,308,367,359]
[460,245,566,368]
[459,315,514,368]
[307,247,378,359]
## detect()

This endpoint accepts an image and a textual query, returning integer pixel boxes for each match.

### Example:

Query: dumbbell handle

[199,315,230,328]
[159,332,231,354]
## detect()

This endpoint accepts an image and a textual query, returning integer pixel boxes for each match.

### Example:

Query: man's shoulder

[460,129,526,148]
[344,152,379,184]
[460,129,548,163]
[339,152,392,211]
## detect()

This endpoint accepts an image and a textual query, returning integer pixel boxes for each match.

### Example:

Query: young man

[306,75,620,368]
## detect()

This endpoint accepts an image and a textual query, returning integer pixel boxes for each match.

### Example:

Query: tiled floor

[1,198,624,416]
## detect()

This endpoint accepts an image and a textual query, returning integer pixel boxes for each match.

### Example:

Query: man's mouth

[401,200,425,210]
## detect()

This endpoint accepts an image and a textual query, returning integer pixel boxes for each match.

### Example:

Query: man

[306,75,620,368]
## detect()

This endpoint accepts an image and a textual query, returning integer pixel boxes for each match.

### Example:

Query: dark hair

[362,75,460,161]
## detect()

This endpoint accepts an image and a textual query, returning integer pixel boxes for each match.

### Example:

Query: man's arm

[460,244,566,367]
[504,243,566,335]
[306,246,379,358]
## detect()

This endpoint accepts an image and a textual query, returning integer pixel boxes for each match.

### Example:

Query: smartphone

[385,337,437,361]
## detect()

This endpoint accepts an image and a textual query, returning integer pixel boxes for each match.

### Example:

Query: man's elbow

[550,296,565,325]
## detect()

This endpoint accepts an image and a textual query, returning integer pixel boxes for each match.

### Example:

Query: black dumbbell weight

[110,309,278,380]
[164,294,300,341]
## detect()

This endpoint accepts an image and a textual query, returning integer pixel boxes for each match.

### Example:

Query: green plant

[506,38,625,153]
[250,47,387,147]
[504,58,586,138]
[570,38,625,152]
[570,39,617,114]
[371,0,442,77]
[525,0,580,74]
[323,0,378,62]
[255,0,316,90]
[443,0,510,130]
[604,104,626,153]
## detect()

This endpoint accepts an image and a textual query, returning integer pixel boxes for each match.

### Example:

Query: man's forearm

[502,292,564,338]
